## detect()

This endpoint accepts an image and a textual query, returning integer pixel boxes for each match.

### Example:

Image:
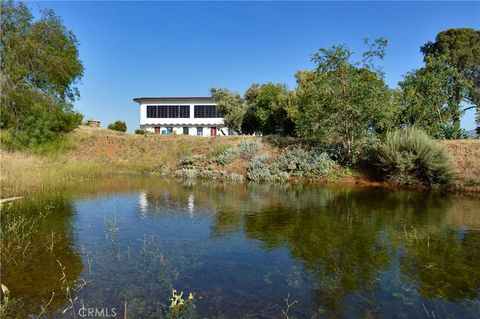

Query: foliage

[275,148,335,179]
[208,143,239,165]
[291,40,395,164]
[398,57,471,139]
[375,127,453,186]
[216,147,239,165]
[107,120,127,132]
[247,154,290,182]
[161,289,196,319]
[175,168,199,179]
[0,1,84,149]
[210,88,247,134]
[242,83,295,135]
[237,140,261,159]
[421,28,480,133]
[247,148,335,181]
[134,129,148,135]
[421,28,480,109]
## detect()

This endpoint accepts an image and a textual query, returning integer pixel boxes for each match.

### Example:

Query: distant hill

[466,129,478,139]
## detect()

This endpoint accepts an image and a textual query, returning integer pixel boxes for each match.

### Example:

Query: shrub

[135,129,148,135]
[175,168,198,179]
[215,147,239,165]
[208,144,239,165]
[179,155,207,168]
[107,121,127,132]
[0,105,83,151]
[376,127,453,186]
[276,148,335,179]
[247,154,290,182]
[238,140,261,159]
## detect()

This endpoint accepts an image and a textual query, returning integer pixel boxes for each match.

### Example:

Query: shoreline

[1,126,479,197]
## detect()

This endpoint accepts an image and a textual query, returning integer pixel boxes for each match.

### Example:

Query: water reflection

[3,177,480,318]
[1,194,83,318]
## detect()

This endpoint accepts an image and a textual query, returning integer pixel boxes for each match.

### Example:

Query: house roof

[133,97,214,103]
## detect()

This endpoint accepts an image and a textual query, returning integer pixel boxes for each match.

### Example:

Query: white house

[133,97,231,136]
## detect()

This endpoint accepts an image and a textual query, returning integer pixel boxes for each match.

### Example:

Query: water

[2,177,480,318]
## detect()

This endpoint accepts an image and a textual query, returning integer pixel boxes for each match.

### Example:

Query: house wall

[140,125,228,136]
[137,99,229,136]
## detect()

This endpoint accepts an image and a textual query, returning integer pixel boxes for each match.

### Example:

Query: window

[183,127,189,135]
[147,105,157,118]
[194,105,222,118]
[146,105,190,118]
[180,105,190,118]
[196,127,203,136]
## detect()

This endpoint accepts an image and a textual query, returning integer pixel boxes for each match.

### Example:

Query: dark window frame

[146,105,190,118]
[194,105,222,118]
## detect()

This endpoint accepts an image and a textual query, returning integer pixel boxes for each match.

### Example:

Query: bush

[376,127,453,186]
[247,154,290,182]
[107,121,127,132]
[208,144,239,165]
[135,129,148,135]
[179,155,207,168]
[238,140,261,159]
[215,147,239,165]
[0,105,83,151]
[175,168,199,179]
[275,147,335,179]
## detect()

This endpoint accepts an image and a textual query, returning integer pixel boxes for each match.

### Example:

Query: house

[133,97,231,136]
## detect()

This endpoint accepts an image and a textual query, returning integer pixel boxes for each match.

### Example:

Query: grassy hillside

[1,126,479,197]
[442,140,480,192]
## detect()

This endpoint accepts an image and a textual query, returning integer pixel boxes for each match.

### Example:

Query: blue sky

[30,1,480,132]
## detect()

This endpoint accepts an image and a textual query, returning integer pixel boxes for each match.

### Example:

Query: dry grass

[441,139,480,192]
[0,126,261,197]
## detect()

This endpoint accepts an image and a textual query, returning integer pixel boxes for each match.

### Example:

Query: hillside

[1,126,479,197]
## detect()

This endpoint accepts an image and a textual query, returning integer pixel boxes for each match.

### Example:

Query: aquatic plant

[159,289,196,319]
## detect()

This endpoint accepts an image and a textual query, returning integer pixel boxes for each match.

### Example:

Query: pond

[1,177,480,318]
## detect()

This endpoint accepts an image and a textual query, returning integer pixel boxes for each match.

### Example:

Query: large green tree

[421,28,480,132]
[242,83,295,136]
[209,88,246,134]
[290,41,396,163]
[0,1,84,148]
[398,57,471,139]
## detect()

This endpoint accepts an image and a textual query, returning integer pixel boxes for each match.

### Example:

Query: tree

[107,120,127,132]
[398,57,470,139]
[210,88,247,134]
[0,1,84,148]
[290,40,395,163]
[421,28,480,131]
[243,83,295,136]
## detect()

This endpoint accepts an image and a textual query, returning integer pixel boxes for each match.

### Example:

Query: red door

[154,127,161,134]
[210,127,217,136]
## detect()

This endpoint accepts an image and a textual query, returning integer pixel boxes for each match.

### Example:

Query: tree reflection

[401,229,480,301]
